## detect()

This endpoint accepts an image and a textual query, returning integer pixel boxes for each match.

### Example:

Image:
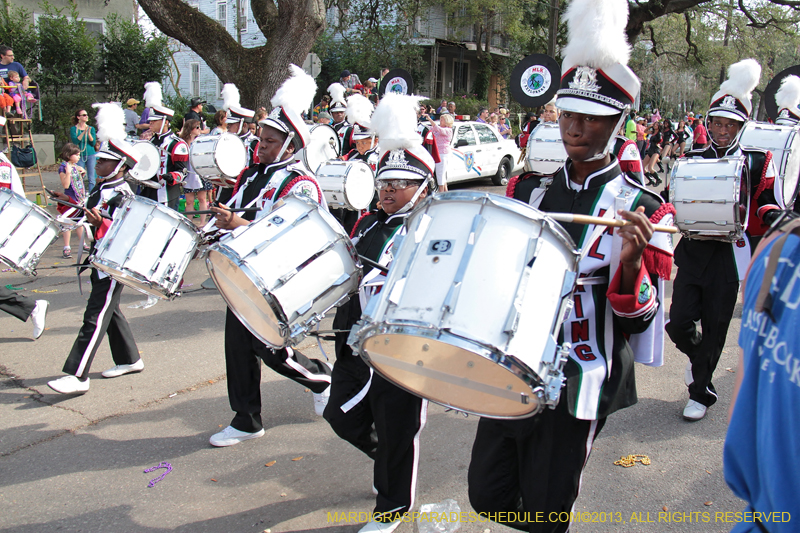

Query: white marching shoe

[48,375,90,394]
[358,518,403,533]
[683,399,707,421]
[209,425,265,447]
[30,300,49,339]
[102,359,144,378]
[313,386,330,416]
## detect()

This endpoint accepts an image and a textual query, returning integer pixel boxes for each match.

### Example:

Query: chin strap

[98,160,127,181]
[706,115,747,153]
[585,107,630,162]
[395,176,431,214]
[274,132,295,163]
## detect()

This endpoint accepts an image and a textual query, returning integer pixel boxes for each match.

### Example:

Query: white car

[445,121,523,186]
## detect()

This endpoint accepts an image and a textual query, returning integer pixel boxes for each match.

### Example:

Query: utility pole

[548,0,560,58]
[236,0,242,46]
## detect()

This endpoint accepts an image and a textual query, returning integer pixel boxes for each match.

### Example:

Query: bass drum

[297,124,340,175]
[740,122,800,208]
[130,141,160,181]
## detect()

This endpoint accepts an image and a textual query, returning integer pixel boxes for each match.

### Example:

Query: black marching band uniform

[211,96,333,445]
[469,1,675,531]
[49,139,143,393]
[324,94,435,533]
[666,59,781,420]
[218,87,258,206]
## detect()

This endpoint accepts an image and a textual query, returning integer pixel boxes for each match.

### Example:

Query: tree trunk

[137,0,325,109]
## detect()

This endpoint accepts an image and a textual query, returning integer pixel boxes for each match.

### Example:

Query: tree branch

[250,0,278,34]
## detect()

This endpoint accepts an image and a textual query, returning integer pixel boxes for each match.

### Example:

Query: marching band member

[217,83,259,205]
[485,1,675,530]
[0,114,49,339]
[329,82,350,149]
[325,93,433,533]
[207,65,333,447]
[340,93,374,157]
[666,59,781,421]
[141,82,188,210]
[775,75,800,127]
[48,133,143,395]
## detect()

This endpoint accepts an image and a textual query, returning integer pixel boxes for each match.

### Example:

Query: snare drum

[190,133,247,179]
[91,196,202,299]
[349,191,579,419]
[297,124,340,175]
[525,122,567,175]
[0,188,61,275]
[669,156,749,241]
[315,160,375,210]
[740,122,800,208]
[129,141,160,181]
[205,194,361,348]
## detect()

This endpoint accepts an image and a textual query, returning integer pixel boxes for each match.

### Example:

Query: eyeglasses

[376,179,422,190]
[78,113,88,117]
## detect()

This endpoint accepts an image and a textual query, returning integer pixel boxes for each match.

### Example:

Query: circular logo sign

[389,77,409,95]
[521,66,551,98]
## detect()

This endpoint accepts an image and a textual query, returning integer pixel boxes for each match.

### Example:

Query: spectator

[674,120,690,157]
[497,113,511,139]
[516,111,539,148]
[210,109,227,135]
[123,98,140,137]
[625,111,637,142]
[137,107,153,141]
[692,117,708,150]
[317,112,332,125]
[184,97,209,133]
[376,68,390,95]
[0,46,29,91]
[312,95,330,122]
[69,108,98,191]
[340,70,360,90]
[642,121,663,186]
[53,143,86,259]
[636,116,647,154]
[0,81,12,115]
[424,111,453,192]
[651,108,661,122]
[476,107,489,123]
[447,101,457,116]
[5,70,25,117]
[499,108,511,129]
[364,78,377,95]
[724,218,800,533]
[436,99,447,114]
[180,119,212,224]
[488,112,499,129]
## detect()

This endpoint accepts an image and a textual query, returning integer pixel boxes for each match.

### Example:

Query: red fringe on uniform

[643,203,676,280]
[350,212,371,239]
[506,175,522,198]
[277,175,322,204]
[232,168,248,195]
[753,151,773,201]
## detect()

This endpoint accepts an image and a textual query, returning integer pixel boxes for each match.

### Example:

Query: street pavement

[1,171,747,533]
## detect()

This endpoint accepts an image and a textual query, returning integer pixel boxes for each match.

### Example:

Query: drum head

[361,333,541,418]
[206,248,287,348]
[343,161,375,210]
[214,134,248,177]
[303,124,340,174]
[130,141,160,181]
[379,69,414,97]
[510,54,561,108]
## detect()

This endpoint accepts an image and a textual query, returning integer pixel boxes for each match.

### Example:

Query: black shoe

[653,176,662,186]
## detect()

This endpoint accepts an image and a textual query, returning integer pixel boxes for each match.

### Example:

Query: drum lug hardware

[416,360,424,367]
[422,344,429,351]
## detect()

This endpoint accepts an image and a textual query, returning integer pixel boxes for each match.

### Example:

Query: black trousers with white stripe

[0,286,35,321]
[324,355,427,518]
[224,308,332,433]
[63,270,139,379]
[468,399,606,533]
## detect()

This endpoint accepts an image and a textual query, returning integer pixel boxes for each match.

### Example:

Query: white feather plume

[346,94,374,127]
[221,84,240,111]
[561,0,631,72]
[328,82,346,104]
[719,58,761,100]
[271,64,317,115]
[776,75,800,112]
[92,102,126,143]
[143,81,162,108]
[370,93,423,152]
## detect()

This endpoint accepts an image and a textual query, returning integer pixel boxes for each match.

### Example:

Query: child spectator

[6,70,24,116]
[52,143,87,259]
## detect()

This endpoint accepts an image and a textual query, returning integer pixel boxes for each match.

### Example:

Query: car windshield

[454,125,476,146]
[474,124,497,144]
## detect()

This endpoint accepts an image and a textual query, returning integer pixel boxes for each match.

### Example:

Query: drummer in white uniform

[206,65,333,447]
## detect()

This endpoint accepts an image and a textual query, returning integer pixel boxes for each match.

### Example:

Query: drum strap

[527,177,553,210]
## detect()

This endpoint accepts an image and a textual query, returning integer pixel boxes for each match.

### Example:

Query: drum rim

[741,122,800,206]
[91,256,173,299]
[0,187,61,228]
[342,160,376,211]
[117,195,205,237]
[352,322,545,419]
[303,124,340,172]
[417,191,580,261]
[205,245,290,349]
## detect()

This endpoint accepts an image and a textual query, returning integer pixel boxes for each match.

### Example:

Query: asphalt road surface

[1,171,749,533]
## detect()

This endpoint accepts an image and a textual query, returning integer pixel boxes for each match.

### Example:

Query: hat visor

[377,168,430,181]
[707,109,746,122]
[258,117,289,135]
[329,105,347,113]
[96,149,123,161]
[352,132,374,140]
[556,96,621,116]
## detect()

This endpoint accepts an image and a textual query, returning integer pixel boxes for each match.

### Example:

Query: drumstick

[548,213,679,234]
[191,208,260,216]
[46,193,113,219]
[359,255,389,274]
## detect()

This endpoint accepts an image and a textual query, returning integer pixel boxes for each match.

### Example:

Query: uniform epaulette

[506,171,553,199]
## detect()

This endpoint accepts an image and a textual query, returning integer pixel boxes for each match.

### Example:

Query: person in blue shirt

[724,214,800,533]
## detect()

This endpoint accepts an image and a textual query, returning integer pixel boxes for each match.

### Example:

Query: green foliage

[40,90,99,148]
[35,1,99,99]
[0,1,37,67]
[421,94,489,117]
[100,14,170,102]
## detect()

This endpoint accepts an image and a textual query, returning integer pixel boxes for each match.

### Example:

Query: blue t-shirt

[724,233,800,533]
[0,62,27,82]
